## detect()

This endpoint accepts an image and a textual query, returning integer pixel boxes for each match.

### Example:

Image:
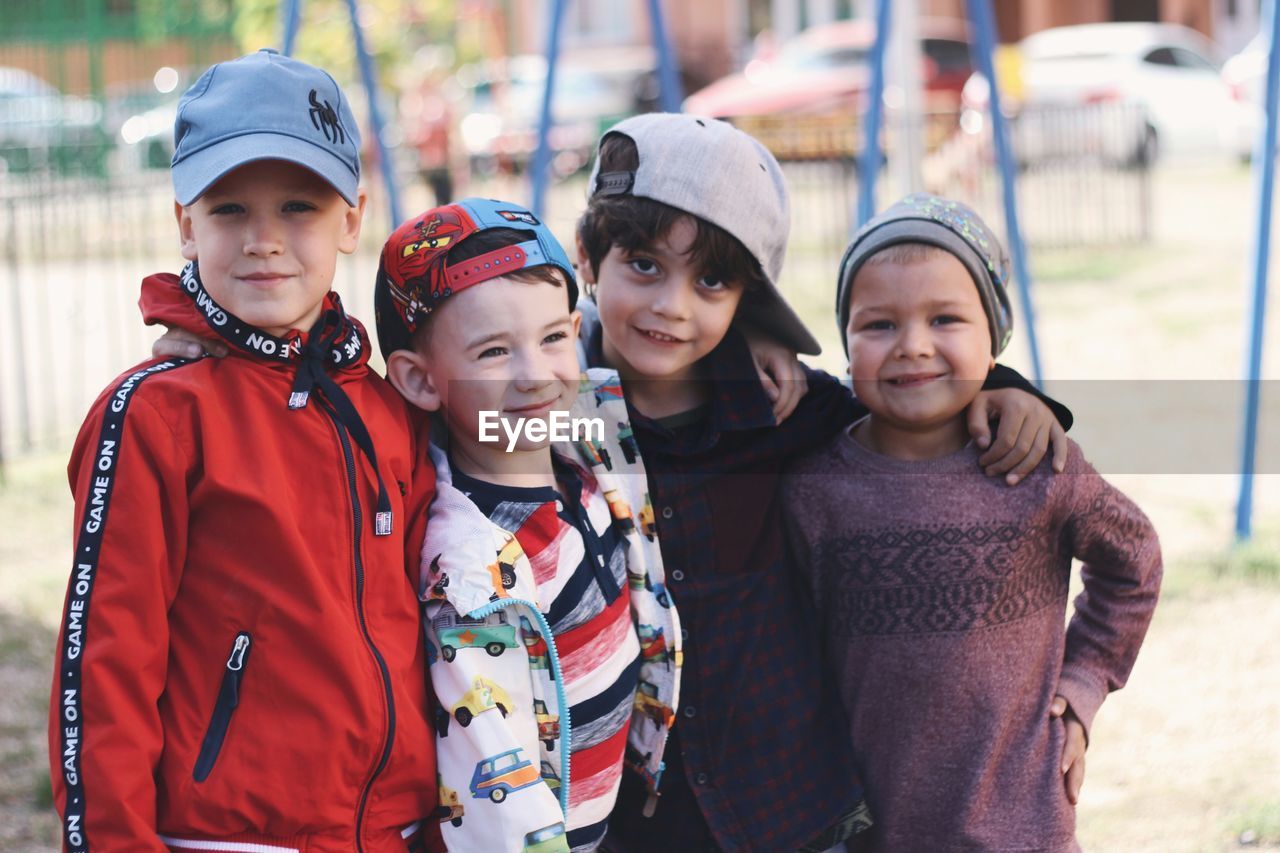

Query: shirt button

[694,772,709,786]
[683,705,696,719]
[671,569,685,582]
[661,506,674,520]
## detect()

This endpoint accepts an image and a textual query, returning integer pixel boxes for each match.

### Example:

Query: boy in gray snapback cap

[48,49,441,850]
[784,194,1161,851]
[572,117,1074,850]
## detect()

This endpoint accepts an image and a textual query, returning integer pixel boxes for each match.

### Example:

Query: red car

[684,18,973,120]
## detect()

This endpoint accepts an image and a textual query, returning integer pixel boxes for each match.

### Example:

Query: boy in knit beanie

[783,194,1163,852]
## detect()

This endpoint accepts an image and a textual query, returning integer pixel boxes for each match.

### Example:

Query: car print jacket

[48,269,440,852]
[421,368,681,852]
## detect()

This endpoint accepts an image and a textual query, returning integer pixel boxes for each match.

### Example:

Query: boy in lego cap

[573,115,1074,850]
[375,199,680,852]
[784,194,1161,851]
[48,50,439,851]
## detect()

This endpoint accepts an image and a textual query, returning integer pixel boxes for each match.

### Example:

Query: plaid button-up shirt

[588,323,1069,851]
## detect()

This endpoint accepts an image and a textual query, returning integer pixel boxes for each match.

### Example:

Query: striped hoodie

[421,368,680,852]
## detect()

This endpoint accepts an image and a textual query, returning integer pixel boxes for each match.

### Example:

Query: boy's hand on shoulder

[968,389,1068,485]
[1050,694,1087,805]
[742,327,808,424]
[153,325,228,360]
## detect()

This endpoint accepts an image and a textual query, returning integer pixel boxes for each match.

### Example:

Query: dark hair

[576,134,767,295]
[414,226,568,349]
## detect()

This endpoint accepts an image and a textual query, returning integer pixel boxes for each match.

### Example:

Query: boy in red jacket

[49,50,439,852]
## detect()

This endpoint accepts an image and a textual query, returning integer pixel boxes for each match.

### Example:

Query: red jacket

[49,269,439,852]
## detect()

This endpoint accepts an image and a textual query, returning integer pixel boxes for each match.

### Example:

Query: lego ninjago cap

[172,49,361,206]
[375,198,578,357]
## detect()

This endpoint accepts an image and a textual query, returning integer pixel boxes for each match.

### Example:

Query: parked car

[961,22,1238,165]
[0,66,109,176]
[1221,32,1273,161]
[683,18,974,120]
[457,48,655,177]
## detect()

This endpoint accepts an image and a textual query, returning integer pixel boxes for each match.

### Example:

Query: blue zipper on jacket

[322,399,397,853]
[469,598,572,816]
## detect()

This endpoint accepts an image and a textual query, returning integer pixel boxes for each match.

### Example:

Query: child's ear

[175,201,198,261]
[574,235,595,285]
[338,186,368,255]
[569,309,582,340]
[386,347,443,412]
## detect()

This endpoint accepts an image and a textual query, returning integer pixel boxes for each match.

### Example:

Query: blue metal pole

[281,0,302,56]
[1235,0,1280,540]
[856,0,892,227]
[345,0,402,227]
[645,0,685,112]
[531,0,569,218]
[965,0,1043,385]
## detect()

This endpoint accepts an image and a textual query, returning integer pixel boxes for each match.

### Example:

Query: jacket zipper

[322,400,397,853]
[192,632,251,782]
[469,599,572,816]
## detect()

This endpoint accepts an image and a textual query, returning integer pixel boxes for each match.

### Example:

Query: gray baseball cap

[587,113,821,356]
[836,194,1014,357]
[172,49,361,206]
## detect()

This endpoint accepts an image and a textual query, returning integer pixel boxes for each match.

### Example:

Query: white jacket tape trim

[159,837,300,853]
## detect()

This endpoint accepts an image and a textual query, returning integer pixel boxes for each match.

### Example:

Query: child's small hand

[1050,694,1087,805]
[153,325,228,360]
[742,329,808,424]
[968,389,1067,485]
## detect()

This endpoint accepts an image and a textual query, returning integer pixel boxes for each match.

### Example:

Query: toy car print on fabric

[487,534,523,598]
[638,624,670,668]
[617,421,638,464]
[604,488,635,533]
[436,610,519,661]
[634,679,675,728]
[470,747,542,803]
[533,698,560,751]
[519,615,553,676]
[436,777,465,828]
[523,822,568,853]
[453,675,513,727]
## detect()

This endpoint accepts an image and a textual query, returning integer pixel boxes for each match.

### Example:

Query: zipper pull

[226,634,250,671]
[643,791,660,817]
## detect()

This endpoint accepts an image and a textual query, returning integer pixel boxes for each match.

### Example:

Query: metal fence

[0,12,1154,465]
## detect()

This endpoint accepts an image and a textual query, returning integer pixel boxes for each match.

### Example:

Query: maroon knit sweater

[783,432,1161,852]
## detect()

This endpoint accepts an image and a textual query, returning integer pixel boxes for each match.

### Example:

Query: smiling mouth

[886,373,945,387]
[239,273,293,285]
[505,399,561,415]
[637,328,685,344]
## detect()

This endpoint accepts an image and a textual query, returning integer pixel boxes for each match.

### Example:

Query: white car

[1221,32,1274,162]
[962,23,1240,165]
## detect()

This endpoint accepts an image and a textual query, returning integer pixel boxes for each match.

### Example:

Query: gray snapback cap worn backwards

[588,112,822,356]
[836,194,1014,357]
[172,49,361,206]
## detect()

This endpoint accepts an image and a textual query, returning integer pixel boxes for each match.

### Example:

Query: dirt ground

[2,160,1279,850]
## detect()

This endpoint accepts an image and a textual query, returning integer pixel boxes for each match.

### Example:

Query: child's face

[584,216,745,384]
[402,275,582,456]
[845,251,995,432]
[175,159,365,336]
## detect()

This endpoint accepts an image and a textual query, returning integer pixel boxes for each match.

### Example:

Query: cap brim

[739,283,823,357]
[172,132,360,206]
